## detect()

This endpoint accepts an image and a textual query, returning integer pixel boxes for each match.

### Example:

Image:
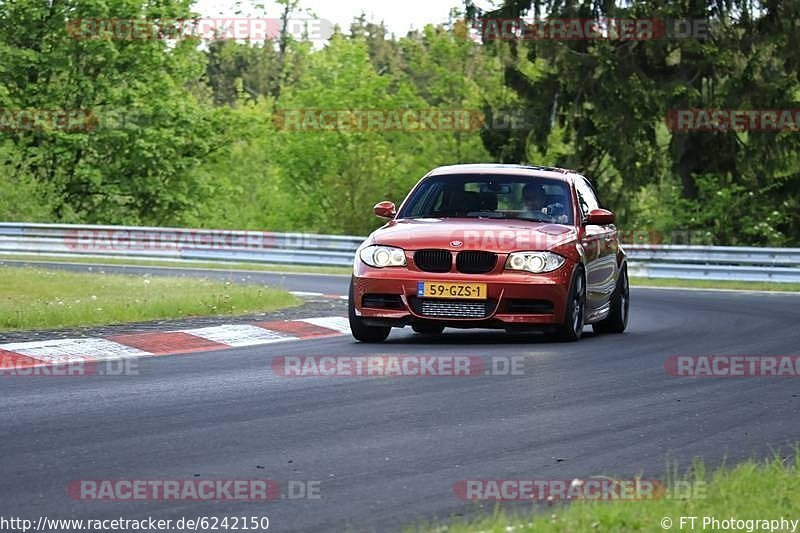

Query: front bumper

[352,260,575,329]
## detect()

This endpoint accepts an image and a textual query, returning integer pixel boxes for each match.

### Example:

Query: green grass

[630,276,800,292]
[410,455,800,532]
[0,266,302,331]
[0,253,353,275]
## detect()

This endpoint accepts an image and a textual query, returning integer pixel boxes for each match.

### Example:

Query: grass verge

[0,266,301,331]
[630,276,800,292]
[410,455,799,532]
[0,254,353,275]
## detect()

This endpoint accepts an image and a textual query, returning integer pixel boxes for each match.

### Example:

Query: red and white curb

[0,317,350,370]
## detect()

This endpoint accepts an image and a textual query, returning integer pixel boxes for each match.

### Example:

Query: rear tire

[592,265,629,334]
[412,323,445,335]
[555,267,585,342]
[348,278,391,343]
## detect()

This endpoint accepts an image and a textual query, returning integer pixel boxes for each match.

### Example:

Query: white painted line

[181,324,291,347]
[0,338,151,364]
[290,291,325,297]
[296,316,351,334]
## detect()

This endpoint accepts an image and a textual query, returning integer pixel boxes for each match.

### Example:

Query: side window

[575,178,599,219]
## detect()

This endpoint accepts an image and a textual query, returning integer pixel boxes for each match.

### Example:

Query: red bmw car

[348,164,629,342]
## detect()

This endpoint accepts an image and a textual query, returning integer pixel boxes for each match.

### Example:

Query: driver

[521,183,567,223]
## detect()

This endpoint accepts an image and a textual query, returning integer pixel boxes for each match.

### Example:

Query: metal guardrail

[625,244,800,283]
[0,223,799,283]
[0,223,363,267]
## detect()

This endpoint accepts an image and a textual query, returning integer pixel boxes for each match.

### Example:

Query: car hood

[369,218,577,253]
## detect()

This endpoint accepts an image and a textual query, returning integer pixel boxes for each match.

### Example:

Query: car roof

[425,163,584,183]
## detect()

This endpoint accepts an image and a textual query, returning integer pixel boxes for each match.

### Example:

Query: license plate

[417,281,487,300]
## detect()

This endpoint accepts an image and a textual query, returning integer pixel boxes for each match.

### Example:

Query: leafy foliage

[0,0,797,243]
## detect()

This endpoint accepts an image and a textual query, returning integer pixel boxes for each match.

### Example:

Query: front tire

[593,265,629,334]
[348,278,391,343]
[556,267,585,342]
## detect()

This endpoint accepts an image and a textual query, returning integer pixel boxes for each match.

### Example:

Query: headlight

[359,245,407,268]
[505,252,565,273]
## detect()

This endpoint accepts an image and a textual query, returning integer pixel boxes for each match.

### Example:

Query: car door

[575,178,618,316]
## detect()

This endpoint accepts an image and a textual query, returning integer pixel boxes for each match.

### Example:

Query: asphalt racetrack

[2,265,799,532]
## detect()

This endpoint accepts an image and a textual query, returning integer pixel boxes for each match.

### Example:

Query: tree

[0,0,227,225]
[472,0,800,244]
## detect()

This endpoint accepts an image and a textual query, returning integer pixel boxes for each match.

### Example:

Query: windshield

[397,174,574,225]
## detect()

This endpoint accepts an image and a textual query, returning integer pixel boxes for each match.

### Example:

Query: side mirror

[585,208,615,225]
[373,201,396,219]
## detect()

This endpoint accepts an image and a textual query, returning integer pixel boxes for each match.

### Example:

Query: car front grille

[414,249,500,274]
[456,251,498,274]
[414,250,452,273]
[410,297,494,319]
